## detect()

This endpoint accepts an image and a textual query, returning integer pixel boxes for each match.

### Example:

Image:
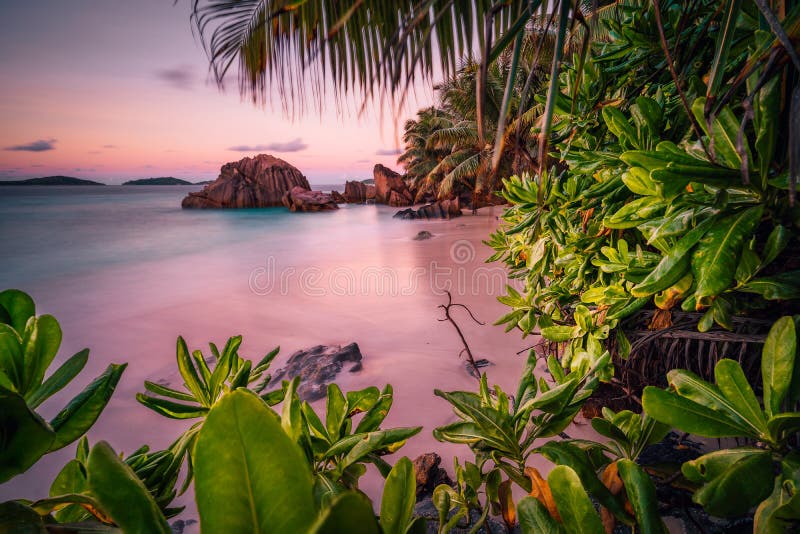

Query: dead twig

[438,291,485,379]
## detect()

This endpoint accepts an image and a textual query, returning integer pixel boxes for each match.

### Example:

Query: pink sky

[0,1,435,185]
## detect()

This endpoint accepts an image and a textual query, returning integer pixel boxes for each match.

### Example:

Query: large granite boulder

[393,198,462,220]
[374,164,413,206]
[281,186,339,212]
[343,180,367,203]
[330,190,347,203]
[182,154,309,208]
[269,343,363,401]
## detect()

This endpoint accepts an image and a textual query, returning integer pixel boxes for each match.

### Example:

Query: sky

[0,1,436,185]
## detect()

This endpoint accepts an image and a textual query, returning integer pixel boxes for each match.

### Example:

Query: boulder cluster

[182,154,464,219]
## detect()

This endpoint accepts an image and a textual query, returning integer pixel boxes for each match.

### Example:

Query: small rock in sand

[414,230,434,240]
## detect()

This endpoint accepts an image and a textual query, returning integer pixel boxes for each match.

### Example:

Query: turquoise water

[0,185,526,514]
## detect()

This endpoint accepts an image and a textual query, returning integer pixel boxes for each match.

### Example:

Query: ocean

[0,185,531,514]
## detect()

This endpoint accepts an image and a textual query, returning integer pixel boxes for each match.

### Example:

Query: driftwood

[438,291,485,379]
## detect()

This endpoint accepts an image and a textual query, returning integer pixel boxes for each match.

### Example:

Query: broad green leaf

[686,451,774,517]
[346,386,380,415]
[0,290,35,333]
[326,383,348,439]
[49,458,90,523]
[540,325,579,342]
[176,336,207,405]
[49,363,126,451]
[282,377,304,443]
[548,466,604,534]
[0,387,55,483]
[311,491,380,533]
[692,206,763,307]
[21,315,62,395]
[692,97,750,169]
[380,457,415,534]
[642,387,748,437]
[87,441,170,533]
[682,448,764,482]
[632,219,713,297]
[0,324,23,389]
[355,385,393,434]
[617,459,666,533]
[715,359,768,434]
[741,272,800,300]
[194,389,316,533]
[762,225,790,266]
[763,317,797,417]
[26,349,89,409]
[525,379,579,415]
[517,496,564,533]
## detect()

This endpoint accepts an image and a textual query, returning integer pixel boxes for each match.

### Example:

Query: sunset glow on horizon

[0,1,435,185]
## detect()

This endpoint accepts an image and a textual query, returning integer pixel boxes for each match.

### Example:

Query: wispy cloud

[102,144,117,149]
[155,65,195,90]
[227,138,308,153]
[5,138,57,152]
[375,148,401,156]
[355,158,371,163]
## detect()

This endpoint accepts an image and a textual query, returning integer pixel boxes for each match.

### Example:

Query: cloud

[155,65,195,90]
[375,148,401,156]
[227,138,308,153]
[102,144,117,149]
[355,158,371,163]
[5,138,57,152]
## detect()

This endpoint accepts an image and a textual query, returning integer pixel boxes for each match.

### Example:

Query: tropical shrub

[643,316,800,530]
[487,0,800,384]
[0,289,125,483]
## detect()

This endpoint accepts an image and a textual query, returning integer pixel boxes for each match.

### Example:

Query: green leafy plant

[45,436,184,523]
[283,378,422,502]
[434,351,605,489]
[136,335,284,491]
[193,388,424,533]
[3,440,171,533]
[0,289,125,483]
[642,316,800,530]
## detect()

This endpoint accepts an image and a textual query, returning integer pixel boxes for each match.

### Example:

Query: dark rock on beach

[413,231,433,240]
[394,198,462,220]
[269,343,363,401]
[412,453,452,500]
[281,186,339,212]
[181,154,310,208]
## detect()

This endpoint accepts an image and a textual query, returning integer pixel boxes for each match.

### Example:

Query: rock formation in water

[343,180,367,203]
[373,164,413,206]
[330,190,347,203]
[393,198,462,220]
[281,186,339,212]
[269,343,363,401]
[124,177,192,185]
[181,154,310,208]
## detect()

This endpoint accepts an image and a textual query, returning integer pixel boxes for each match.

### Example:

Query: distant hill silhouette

[123,177,193,185]
[0,176,104,186]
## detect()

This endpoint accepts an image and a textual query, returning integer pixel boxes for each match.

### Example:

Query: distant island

[123,177,193,185]
[0,176,104,186]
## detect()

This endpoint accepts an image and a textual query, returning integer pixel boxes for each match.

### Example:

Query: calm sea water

[0,185,529,515]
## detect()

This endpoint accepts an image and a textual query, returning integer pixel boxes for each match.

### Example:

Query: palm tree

[190,0,576,181]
